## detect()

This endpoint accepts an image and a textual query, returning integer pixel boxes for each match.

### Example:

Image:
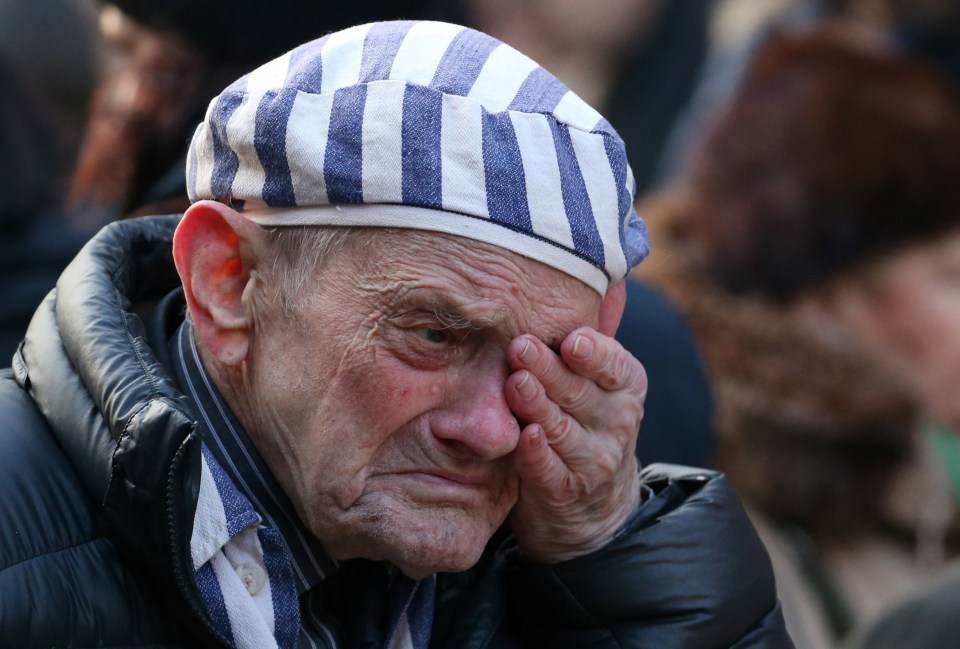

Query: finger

[512,423,568,491]
[559,328,647,396]
[507,335,602,415]
[505,369,588,463]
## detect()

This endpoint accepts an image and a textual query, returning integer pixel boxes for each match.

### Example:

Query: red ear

[597,281,627,337]
[173,200,264,365]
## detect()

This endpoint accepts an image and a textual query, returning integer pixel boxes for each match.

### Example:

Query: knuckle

[543,405,565,433]
[574,454,617,496]
[597,346,630,391]
[629,360,649,397]
[593,451,619,481]
[519,396,562,433]
[545,415,576,445]
[558,380,593,411]
[596,366,619,391]
[530,446,558,476]
[526,403,555,430]
[609,407,639,436]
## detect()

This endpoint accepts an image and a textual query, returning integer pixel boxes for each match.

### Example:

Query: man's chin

[327,499,503,576]
[379,512,493,577]
[390,536,485,578]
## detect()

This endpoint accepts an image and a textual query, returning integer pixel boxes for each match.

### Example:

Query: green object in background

[928,421,960,499]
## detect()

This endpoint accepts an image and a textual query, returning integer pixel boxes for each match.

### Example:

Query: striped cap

[186,21,649,293]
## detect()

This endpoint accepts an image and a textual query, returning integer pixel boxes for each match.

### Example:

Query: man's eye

[413,327,449,344]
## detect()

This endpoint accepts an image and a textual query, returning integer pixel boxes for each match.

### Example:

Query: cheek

[922,318,960,397]
[377,378,415,409]
[894,299,957,370]
[874,290,960,418]
[335,352,444,437]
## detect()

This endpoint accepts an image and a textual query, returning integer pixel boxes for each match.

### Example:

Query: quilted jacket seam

[0,534,109,576]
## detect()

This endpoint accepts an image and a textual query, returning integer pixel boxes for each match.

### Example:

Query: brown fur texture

[629,24,960,538]
[676,23,960,301]
[637,191,917,540]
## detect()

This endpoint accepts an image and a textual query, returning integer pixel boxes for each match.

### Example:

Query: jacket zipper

[167,427,234,648]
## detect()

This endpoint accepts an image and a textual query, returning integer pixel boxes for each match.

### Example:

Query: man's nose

[430,365,521,461]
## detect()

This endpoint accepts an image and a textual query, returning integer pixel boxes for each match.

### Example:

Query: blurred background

[2,1,959,647]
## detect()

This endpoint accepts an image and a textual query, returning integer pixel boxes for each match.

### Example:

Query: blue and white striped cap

[186,21,650,294]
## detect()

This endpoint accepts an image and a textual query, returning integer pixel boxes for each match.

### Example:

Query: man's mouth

[385,470,493,504]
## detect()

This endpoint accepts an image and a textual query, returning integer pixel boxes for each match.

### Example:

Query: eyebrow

[429,300,566,351]
[388,288,507,335]
[389,291,570,350]
[431,305,490,331]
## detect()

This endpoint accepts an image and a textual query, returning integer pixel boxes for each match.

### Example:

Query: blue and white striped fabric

[386,573,436,649]
[191,443,435,649]
[192,445,300,649]
[186,20,650,294]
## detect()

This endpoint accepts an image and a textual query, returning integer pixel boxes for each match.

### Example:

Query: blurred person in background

[658,0,960,190]
[635,23,960,649]
[0,0,435,363]
[0,0,103,361]
[848,556,960,648]
[848,559,960,648]
[618,277,716,467]
[0,0,101,162]
[67,0,436,224]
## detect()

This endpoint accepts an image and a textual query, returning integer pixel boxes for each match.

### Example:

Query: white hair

[262,225,374,314]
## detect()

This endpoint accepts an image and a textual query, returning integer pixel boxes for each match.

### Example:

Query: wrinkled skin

[177,204,646,579]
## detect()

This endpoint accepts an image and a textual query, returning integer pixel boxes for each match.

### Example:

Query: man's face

[243,229,601,577]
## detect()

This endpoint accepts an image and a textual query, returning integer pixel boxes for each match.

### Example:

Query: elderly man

[0,21,790,649]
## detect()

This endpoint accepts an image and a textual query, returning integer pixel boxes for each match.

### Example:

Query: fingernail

[527,424,544,447]
[572,334,593,359]
[518,338,537,362]
[516,371,536,400]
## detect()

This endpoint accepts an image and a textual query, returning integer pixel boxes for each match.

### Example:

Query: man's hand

[504,327,646,563]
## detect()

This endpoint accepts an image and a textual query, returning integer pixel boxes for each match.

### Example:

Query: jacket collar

[15,215,213,634]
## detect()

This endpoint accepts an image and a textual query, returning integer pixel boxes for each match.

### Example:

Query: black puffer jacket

[0,215,793,648]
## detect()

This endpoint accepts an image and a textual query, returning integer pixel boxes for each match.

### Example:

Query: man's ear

[597,281,627,337]
[173,200,267,366]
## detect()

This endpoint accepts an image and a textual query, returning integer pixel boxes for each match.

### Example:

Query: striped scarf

[192,445,435,649]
